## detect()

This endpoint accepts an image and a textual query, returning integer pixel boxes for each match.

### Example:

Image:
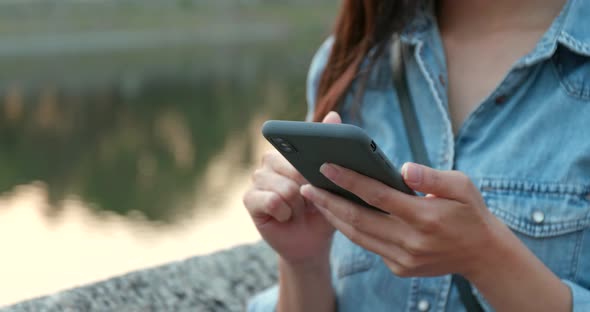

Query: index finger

[262,151,308,185]
[320,163,422,224]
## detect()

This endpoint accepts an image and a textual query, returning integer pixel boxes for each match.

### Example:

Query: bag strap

[390,36,430,167]
[390,35,484,312]
[453,274,485,312]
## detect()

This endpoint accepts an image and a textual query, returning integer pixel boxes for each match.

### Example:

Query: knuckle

[265,193,283,213]
[243,191,269,218]
[404,237,428,256]
[390,263,412,277]
[384,261,402,275]
[417,212,443,233]
[242,190,253,208]
[261,151,278,166]
[280,183,300,202]
[396,268,414,278]
[383,258,412,277]
[252,168,265,183]
[398,253,419,271]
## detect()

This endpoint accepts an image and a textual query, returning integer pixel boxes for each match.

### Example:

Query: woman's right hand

[243,112,342,266]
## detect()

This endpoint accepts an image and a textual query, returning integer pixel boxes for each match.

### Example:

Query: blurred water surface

[0,0,335,306]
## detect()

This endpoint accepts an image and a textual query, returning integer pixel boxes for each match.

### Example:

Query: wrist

[460,217,572,311]
[277,253,335,312]
[462,216,518,285]
[279,252,331,277]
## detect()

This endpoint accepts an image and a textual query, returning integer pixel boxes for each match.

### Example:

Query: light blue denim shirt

[249,0,590,310]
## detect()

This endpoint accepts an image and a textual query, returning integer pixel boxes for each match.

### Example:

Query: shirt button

[494,95,507,105]
[417,299,430,311]
[532,211,545,224]
[438,74,446,87]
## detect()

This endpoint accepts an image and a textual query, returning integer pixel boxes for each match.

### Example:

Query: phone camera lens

[270,137,297,153]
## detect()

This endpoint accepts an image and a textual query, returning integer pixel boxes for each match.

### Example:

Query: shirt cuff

[563,279,590,312]
[247,285,279,312]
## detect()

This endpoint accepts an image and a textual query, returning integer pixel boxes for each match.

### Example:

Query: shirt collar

[557,0,590,56]
[400,0,590,66]
[517,0,590,67]
[400,1,433,45]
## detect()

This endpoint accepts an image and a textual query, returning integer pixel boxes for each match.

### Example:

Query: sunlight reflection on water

[0,116,273,307]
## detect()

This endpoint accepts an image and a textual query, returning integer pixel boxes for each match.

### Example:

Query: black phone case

[262,120,414,213]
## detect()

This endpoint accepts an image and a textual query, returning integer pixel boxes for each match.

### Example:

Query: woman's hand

[243,112,341,266]
[244,113,343,312]
[300,162,572,311]
[299,162,505,279]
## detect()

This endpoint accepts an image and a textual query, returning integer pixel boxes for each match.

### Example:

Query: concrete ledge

[2,242,278,312]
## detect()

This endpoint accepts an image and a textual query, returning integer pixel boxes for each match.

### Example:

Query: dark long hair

[313,0,418,122]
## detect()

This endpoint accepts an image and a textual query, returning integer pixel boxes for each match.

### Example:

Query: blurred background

[0,0,336,306]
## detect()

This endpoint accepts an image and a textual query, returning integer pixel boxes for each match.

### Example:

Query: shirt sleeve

[247,285,279,312]
[563,279,590,312]
[247,37,335,312]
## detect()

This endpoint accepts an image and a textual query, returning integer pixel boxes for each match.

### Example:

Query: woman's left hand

[300,162,507,279]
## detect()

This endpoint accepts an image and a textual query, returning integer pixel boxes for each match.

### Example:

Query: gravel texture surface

[2,242,277,312]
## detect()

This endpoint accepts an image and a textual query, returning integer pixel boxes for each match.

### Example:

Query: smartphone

[262,120,414,213]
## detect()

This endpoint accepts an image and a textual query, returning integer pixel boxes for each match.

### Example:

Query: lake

[0,1,335,306]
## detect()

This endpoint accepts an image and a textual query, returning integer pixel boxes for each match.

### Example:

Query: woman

[243,0,590,310]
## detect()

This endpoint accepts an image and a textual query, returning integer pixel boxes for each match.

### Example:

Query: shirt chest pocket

[481,180,590,279]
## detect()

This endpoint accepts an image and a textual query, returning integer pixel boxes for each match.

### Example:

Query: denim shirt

[249,0,590,311]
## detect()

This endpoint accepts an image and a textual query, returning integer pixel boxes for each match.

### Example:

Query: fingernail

[402,163,422,186]
[320,163,339,180]
[300,184,315,199]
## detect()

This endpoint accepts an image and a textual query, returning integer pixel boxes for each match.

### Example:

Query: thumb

[322,111,342,124]
[401,162,475,201]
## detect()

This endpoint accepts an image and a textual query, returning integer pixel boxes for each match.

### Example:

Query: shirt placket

[403,29,454,171]
[406,276,452,312]
[401,19,456,312]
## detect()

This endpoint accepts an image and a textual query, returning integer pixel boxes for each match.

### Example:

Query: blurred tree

[0,0,335,222]
[0,44,310,222]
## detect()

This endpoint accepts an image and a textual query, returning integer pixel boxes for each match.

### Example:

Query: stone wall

[2,242,277,312]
